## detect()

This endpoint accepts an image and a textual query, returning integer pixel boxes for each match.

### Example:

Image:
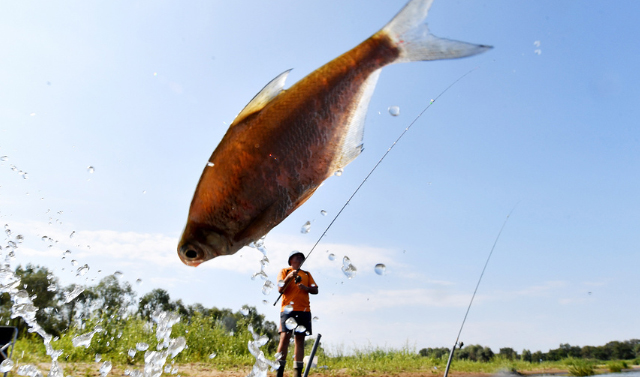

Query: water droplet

[208,352,217,359]
[251,270,268,281]
[136,278,142,285]
[99,361,112,377]
[341,256,357,279]
[283,304,293,314]
[142,190,147,194]
[430,99,434,104]
[70,231,75,238]
[534,49,542,55]
[41,236,48,241]
[95,354,102,363]
[285,317,297,330]
[295,325,306,333]
[76,264,90,276]
[262,300,268,305]
[206,162,214,167]
[534,40,541,47]
[277,280,285,288]
[334,169,343,177]
[64,285,85,303]
[128,349,136,358]
[328,253,335,261]
[113,271,123,277]
[300,221,311,234]
[240,308,250,316]
[136,342,149,351]
[87,166,95,173]
[320,210,327,216]
[0,156,7,162]
[262,280,274,295]
[15,235,24,243]
[388,106,400,116]
[4,229,10,237]
[30,112,36,116]
[313,316,319,322]
[0,359,14,373]
[374,263,386,275]
[71,259,78,266]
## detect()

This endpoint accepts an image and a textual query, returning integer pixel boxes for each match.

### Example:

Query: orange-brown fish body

[178,0,491,266]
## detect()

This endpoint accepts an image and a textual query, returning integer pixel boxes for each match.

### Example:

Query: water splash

[64,286,85,303]
[341,256,357,279]
[76,264,90,276]
[246,325,279,377]
[300,221,311,234]
[251,270,268,281]
[284,317,297,331]
[261,280,274,295]
[72,324,103,347]
[99,361,112,377]
[0,359,14,372]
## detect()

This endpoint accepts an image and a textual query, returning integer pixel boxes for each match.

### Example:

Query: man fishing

[276,251,318,377]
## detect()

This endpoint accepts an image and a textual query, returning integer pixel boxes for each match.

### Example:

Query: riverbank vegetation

[2,265,640,375]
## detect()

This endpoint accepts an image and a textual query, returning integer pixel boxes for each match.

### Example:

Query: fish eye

[185,249,198,259]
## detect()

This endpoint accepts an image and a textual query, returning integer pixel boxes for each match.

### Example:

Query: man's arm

[298,284,318,295]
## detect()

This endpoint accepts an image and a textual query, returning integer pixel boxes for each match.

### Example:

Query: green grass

[566,359,596,376]
[8,321,640,377]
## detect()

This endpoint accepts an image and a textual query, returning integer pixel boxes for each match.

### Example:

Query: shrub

[567,360,595,376]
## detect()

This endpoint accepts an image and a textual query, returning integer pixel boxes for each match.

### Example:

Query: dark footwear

[276,360,286,377]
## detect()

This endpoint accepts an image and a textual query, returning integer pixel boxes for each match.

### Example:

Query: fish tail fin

[381,0,492,63]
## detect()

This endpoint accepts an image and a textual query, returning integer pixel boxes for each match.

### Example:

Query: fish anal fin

[334,69,381,170]
[232,69,292,126]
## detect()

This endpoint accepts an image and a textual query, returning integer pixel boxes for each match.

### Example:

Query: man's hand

[297,283,318,295]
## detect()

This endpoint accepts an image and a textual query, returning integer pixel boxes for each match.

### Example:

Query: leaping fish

[178,0,491,266]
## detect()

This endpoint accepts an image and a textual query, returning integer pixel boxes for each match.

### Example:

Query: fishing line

[442,203,518,377]
[274,67,480,306]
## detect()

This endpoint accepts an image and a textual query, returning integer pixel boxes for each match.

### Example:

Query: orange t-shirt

[278,268,317,312]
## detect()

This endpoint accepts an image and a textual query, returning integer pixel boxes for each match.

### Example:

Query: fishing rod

[274,68,481,306]
[442,204,517,377]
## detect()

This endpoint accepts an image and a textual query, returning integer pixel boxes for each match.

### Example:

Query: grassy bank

[8,337,640,377]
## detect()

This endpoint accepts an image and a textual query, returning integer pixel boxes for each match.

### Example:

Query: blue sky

[1,0,639,356]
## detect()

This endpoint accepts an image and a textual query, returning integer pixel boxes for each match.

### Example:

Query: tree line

[419,340,640,362]
[0,264,280,354]
[4,264,638,363]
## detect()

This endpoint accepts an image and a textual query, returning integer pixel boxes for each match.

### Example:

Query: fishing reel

[294,275,301,284]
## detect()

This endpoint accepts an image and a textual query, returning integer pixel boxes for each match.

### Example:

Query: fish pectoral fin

[231,69,293,126]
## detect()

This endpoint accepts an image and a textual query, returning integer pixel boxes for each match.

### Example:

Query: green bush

[607,361,625,373]
[567,359,595,376]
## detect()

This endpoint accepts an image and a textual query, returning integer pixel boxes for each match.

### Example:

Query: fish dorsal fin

[232,69,292,125]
